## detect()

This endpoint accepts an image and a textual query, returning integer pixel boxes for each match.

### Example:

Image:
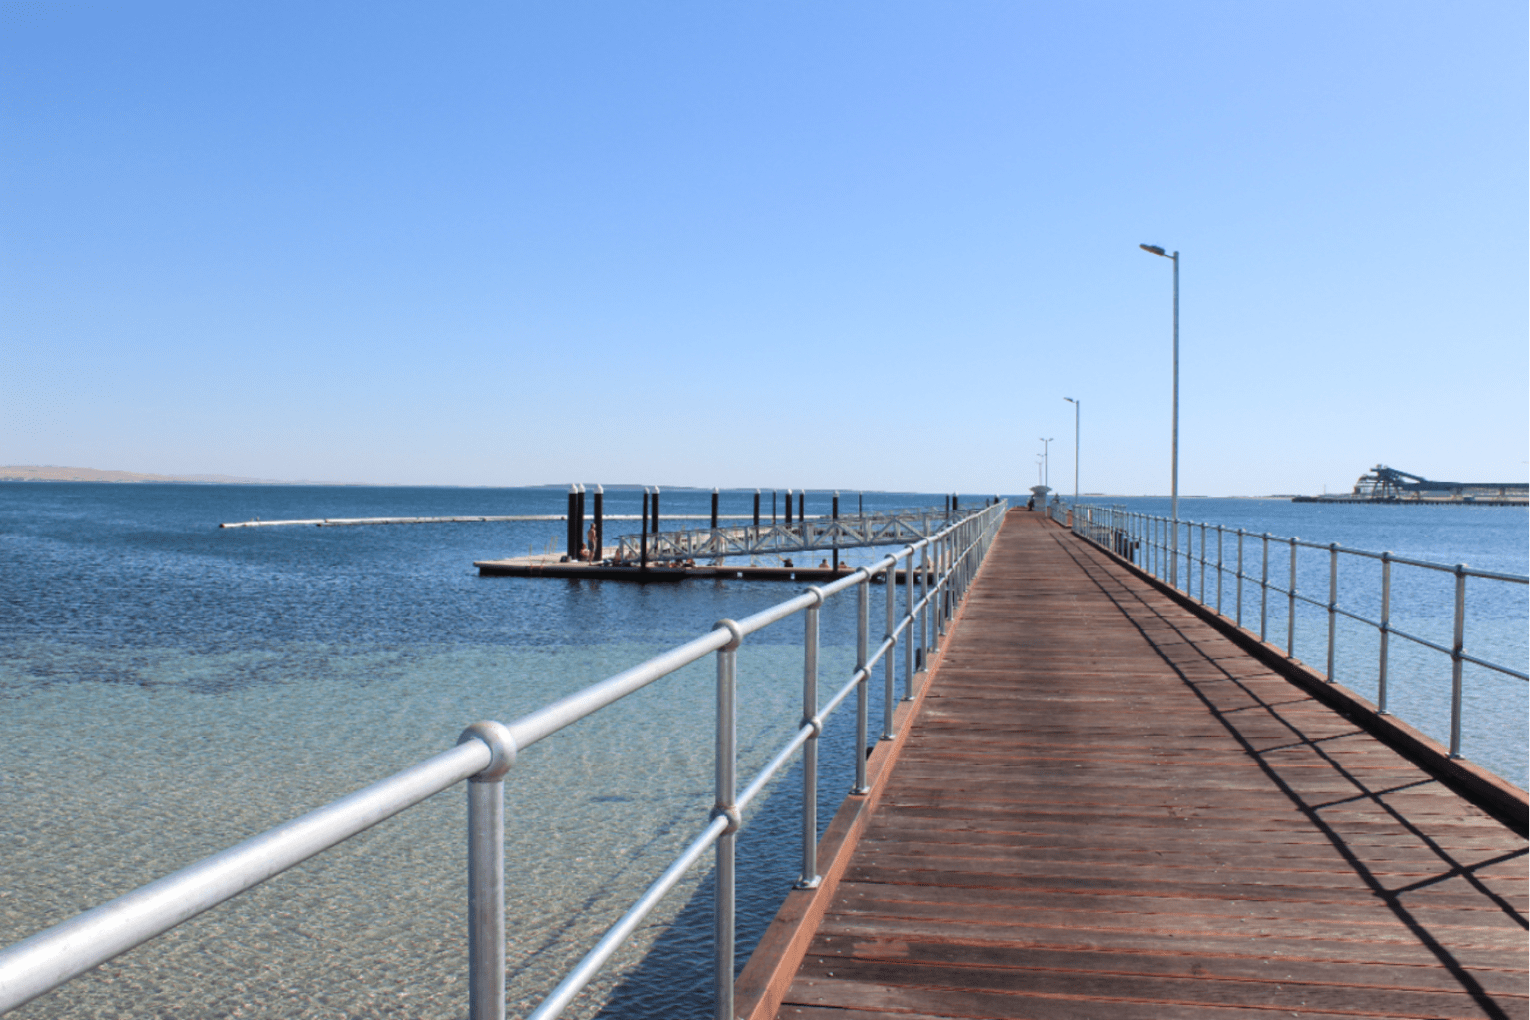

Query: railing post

[933,538,944,642]
[1326,543,1338,682]
[965,523,973,594]
[959,527,967,597]
[932,539,944,650]
[1260,533,1270,642]
[1170,510,1178,589]
[464,727,511,1020]
[1288,537,1298,657]
[1236,529,1244,627]
[954,526,966,599]
[1184,521,1191,593]
[1180,521,1188,593]
[1199,522,1207,603]
[920,543,931,667]
[799,594,822,888]
[854,578,870,794]
[883,557,896,739]
[1186,519,1192,593]
[1378,552,1391,714]
[903,549,915,701]
[1450,564,1467,758]
[936,535,948,639]
[1175,519,1187,590]
[712,620,742,1020]
[1216,525,1224,614]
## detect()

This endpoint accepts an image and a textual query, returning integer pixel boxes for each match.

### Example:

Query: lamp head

[1064,396,1075,404]
[1139,244,1167,256]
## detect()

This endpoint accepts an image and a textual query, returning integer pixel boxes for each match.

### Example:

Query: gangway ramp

[737,511,1527,1020]
[612,507,967,564]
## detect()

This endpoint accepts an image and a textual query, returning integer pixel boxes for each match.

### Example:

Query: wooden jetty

[736,510,1528,1020]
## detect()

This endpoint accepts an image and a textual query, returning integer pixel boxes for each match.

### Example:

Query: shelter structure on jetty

[735,510,1526,1020]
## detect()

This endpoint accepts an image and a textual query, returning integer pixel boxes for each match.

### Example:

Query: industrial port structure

[1294,463,1528,505]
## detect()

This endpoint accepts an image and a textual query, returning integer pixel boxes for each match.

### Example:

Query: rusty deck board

[771,512,1527,1020]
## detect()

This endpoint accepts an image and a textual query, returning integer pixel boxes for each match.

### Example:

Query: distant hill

[0,465,329,485]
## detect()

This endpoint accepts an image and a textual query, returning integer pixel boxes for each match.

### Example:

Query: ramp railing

[614,507,957,563]
[1066,503,1527,763]
[0,502,1008,1020]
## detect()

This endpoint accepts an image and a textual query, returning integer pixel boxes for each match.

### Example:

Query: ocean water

[0,483,925,1020]
[1,484,1524,1019]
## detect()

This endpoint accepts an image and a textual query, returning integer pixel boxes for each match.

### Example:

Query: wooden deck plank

[766,512,1528,1020]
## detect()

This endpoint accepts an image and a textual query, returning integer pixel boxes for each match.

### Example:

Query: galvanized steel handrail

[614,506,959,563]
[536,501,1003,1020]
[1066,502,1528,763]
[0,500,1008,1020]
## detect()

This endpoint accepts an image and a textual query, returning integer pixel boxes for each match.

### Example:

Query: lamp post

[1140,243,1179,588]
[1063,397,1079,506]
[1039,438,1054,490]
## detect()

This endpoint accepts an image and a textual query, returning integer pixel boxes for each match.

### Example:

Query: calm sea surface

[1,484,1524,1019]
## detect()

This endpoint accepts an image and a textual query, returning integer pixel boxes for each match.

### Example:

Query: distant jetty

[1294,464,1528,506]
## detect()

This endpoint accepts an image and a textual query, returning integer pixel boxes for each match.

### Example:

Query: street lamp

[1040,437,1054,490]
[1063,397,1079,505]
[1140,243,1179,587]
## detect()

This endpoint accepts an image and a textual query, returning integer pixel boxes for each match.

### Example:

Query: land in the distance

[0,465,334,485]
[0,468,796,489]
[0,466,1316,498]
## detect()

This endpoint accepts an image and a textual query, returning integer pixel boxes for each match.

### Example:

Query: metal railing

[615,507,957,564]
[0,501,1008,1019]
[1065,502,1528,761]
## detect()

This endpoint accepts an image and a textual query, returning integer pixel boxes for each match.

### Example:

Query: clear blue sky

[3,2,1525,495]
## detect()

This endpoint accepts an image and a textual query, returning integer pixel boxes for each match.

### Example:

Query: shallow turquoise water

[0,484,903,1019]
